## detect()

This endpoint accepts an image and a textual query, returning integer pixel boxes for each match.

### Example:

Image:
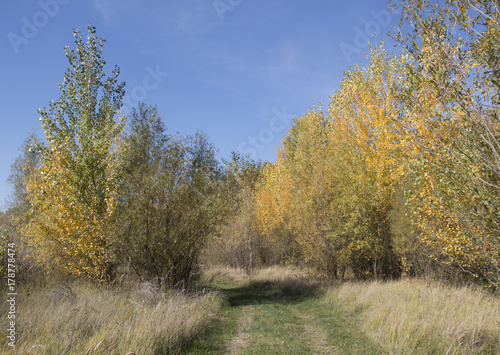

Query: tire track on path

[226,308,252,354]
[294,310,339,355]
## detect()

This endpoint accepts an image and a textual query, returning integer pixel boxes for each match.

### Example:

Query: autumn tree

[280,109,344,275]
[324,48,410,278]
[255,49,411,279]
[25,25,125,281]
[4,134,44,280]
[391,0,500,288]
[254,148,295,266]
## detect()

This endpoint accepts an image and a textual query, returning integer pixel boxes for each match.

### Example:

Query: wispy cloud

[172,1,215,33]
[92,0,214,34]
[92,0,140,23]
[176,9,195,31]
[263,42,300,78]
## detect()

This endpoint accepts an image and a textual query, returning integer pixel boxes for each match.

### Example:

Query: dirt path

[226,309,252,354]
[187,281,382,354]
[295,312,338,355]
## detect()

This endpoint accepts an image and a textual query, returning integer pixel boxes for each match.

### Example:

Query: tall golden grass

[325,279,500,354]
[201,265,322,295]
[200,265,249,285]
[0,280,222,354]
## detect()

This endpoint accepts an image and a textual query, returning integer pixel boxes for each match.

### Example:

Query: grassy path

[186,280,383,354]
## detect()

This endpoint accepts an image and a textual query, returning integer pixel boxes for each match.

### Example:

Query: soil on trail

[294,311,338,355]
[226,310,252,354]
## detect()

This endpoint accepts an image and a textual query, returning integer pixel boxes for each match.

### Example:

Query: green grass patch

[188,266,382,354]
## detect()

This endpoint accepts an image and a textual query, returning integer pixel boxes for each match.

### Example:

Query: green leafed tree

[114,103,229,287]
[25,24,125,281]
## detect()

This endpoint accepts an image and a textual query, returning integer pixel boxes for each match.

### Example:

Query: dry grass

[201,265,323,296]
[200,265,249,285]
[0,280,223,354]
[249,265,323,295]
[325,279,500,354]
[250,265,316,284]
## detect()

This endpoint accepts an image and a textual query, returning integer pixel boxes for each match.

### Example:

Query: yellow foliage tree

[323,48,409,278]
[255,49,412,279]
[254,149,294,263]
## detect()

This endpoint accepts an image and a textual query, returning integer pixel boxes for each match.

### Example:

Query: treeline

[213,0,500,290]
[249,0,500,289]
[2,0,499,291]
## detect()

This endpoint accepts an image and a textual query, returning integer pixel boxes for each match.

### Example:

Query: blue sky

[0,0,397,209]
